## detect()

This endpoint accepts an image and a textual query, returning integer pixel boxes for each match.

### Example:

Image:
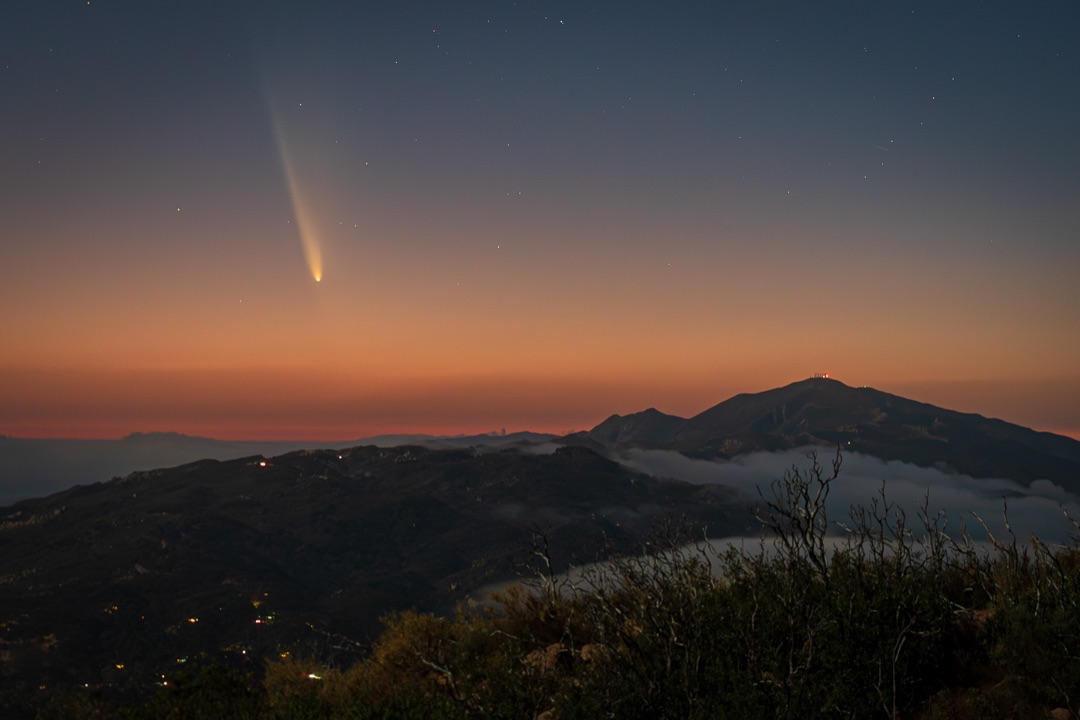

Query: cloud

[615,447,1080,545]
[516,442,562,455]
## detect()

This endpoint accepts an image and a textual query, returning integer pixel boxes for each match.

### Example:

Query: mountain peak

[583,379,1080,490]
[586,407,686,447]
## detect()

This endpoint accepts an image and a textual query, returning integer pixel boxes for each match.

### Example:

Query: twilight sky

[2,1,1078,441]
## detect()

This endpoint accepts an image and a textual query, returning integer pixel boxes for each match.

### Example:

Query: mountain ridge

[575,377,1080,491]
[0,444,740,710]
[0,431,560,506]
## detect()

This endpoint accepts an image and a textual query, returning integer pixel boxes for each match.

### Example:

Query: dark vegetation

[0,445,740,715]
[32,452,1080,720]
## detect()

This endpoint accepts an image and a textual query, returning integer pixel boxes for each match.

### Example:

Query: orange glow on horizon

[2,362,1078,443]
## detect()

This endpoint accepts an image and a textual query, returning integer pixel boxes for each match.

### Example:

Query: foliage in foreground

[38,451,1080,720]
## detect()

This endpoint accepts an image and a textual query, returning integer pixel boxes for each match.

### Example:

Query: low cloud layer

[617,447,1080,545]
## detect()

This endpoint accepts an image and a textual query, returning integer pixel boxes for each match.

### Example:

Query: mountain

[0,431,560,506]
[0,444,739,711]
[585,408,686,446]
[4,377,1079,714]
[578,377,1080,492]
[0,433,346,507]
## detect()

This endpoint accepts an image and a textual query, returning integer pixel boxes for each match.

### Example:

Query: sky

[2,1,1078,441]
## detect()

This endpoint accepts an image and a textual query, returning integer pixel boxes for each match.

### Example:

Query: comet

[265,93,324,283]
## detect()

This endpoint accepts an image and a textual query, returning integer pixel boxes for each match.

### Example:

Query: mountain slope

[0,445,739,709]
[587,408,686,446]
[580,377,1080,491]
[0,431,561,506]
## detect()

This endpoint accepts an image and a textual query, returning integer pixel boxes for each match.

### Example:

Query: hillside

[0,445,739,710]
[0,431,560,506]
[579,377,1080,491]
